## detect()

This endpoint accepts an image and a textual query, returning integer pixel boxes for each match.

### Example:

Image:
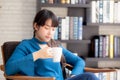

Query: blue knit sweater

[5,37,85,80]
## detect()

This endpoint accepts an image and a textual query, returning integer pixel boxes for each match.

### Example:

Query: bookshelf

[59,40,90,43]
[39,3,90,8]
[37,0,90,25]
[37,0,120,65]
[37,0,120,79]
[37,0,94,57]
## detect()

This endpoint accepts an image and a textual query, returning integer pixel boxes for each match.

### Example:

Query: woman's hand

[33,47,53,61]
[70,75,75,77]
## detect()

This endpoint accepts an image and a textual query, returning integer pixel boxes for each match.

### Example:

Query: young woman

[5,9,99,80]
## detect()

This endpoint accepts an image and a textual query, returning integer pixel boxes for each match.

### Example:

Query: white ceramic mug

[51,47,62,62]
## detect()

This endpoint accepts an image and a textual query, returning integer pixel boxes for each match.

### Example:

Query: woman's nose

[48,29,53,35]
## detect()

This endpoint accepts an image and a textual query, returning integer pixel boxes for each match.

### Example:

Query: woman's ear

[33,23,39,31]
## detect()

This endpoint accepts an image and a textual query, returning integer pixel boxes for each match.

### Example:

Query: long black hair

[33,9,58,37]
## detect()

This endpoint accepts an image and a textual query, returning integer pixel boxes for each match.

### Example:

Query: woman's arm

[61,46,85,75]
[5,41,35,76]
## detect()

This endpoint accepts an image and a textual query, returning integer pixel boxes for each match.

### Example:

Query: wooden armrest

[84,67,116,73]
[1,64,55,80]
[0,65,4,71]
[65,63,116,73]
[65,63,73,70]
[5,74,55,80]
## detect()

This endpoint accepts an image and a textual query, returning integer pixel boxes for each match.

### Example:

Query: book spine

[94,38,99,58]
[91,1,97,23]
[109,0,114,23]
[106,0,110,23]
[102,35,106,58]
[48,0,54,4]
[99,35,103,58]
[53,27,58,40]
[117,1,120,23]
[96,1,100,23]
[117,37,120,57]
[113,2,118,23]
[69,17,74,40]
[71,0,76,4]
[82,0,86,4]
[114,36,118,57]
[103,0,107,23]
[61,0,66,4]
[99,0,103,23]
[77,17,83,40]
[109,35,114,59]
[41,0,46,3]
[58,17,62,40]
[105,35,109,57]
[65,16,69,40]
[66,0,70,4]
[73,17,78,40]
[61,17,66,40]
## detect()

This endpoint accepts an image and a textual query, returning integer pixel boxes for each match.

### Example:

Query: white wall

[0,0,67,79]
[0,0,36,79]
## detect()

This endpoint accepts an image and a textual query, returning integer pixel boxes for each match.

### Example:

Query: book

[99,35,103,58]
[65,16,70,40]
[109,35,114,59]
[77,17,83,40]
[58,17,62,40]
[94,71,116,80]
[73,17,78,40]
[89,35,99,58]
[61,0,66,4]
[98,0,103,23]
[69,17,74,40]
[88,1,97,23]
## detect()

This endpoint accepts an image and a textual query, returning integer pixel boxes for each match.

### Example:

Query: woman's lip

[46,36,51,38]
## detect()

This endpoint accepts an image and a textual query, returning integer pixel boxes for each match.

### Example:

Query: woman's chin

[45,39,51,42]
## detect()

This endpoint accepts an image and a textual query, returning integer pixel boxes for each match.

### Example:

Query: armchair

[0,41,55,80]
[0,41,116,80]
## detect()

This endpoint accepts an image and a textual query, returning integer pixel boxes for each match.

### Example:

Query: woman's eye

[45,26,49,29]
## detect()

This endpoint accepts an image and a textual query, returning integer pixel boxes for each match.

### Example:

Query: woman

[5,9,99,80]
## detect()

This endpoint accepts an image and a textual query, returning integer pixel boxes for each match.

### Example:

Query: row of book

[89,35,120,59]
[88,0,120,23]
[85,58,120,80]
[94,68,120,80]
[40,0,87,4]
[83,66,120,80]
[53,16,83,40]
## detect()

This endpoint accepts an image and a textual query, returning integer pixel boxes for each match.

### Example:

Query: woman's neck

[33,37,47,44]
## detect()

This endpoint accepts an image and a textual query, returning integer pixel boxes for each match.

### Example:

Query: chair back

[1,41,56,80]
[1,41,20,65]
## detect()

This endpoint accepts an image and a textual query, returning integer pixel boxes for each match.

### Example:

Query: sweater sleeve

[5,41,35,76]
[61,46,85,75]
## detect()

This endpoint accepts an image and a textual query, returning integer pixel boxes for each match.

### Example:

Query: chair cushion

[2,41,20,64]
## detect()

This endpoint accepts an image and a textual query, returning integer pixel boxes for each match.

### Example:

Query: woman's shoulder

[21,38,32,43]
[18,38,33,47]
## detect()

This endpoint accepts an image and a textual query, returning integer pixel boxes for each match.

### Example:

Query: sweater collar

[32,37,47,44]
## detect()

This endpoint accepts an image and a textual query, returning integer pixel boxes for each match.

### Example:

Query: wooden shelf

[40,3,90,8]
[59,40,90,43]
[87,23,120,26]
[86,57,120,61]
[85,57,120,68]
[85,67,116,73]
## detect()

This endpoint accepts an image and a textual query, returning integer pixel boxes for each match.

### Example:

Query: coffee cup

[51,47,62,62]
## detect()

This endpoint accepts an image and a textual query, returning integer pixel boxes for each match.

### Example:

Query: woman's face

[34,19,56,42]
